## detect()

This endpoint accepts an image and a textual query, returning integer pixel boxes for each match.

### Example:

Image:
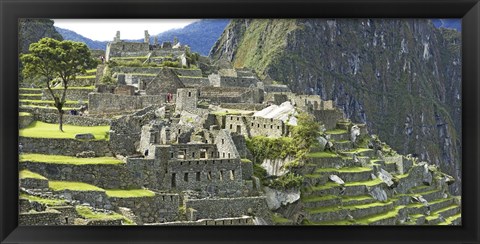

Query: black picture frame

[1,0,479,243]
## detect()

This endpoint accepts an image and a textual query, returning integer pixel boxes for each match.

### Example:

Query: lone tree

[21,37,96,131]
[292,112,322,156]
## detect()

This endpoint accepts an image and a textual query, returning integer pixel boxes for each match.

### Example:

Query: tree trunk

[58,110,64,132]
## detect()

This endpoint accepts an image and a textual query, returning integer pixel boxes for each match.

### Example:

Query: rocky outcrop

[211,19,462,194]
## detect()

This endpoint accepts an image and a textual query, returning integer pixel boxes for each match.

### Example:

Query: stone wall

[179,77,209,87]
[185,196,269,220]
[150,216,254,225]
[199,87,263,104]
[106,41,149,60]
[219,103,266,111]
[20,162,142,189]
[220,76,260,88]
[19,210,62,225]
[224,114,287,138]
[110,66,202,77]
[264,85,291,93]
[19,114,34,128]
[33,112,110,126]
[19,137,111,157]
[20,177,49,189]
[109,106,159,156]
[175,88,198,113]
[110,193,179,223]
[215,129,240,159]
[125,158,159,189]
[88,93,165,114]
[42,87,93,102]
[312,109,344,130]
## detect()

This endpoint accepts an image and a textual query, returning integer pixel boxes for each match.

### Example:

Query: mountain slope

[56,27,108,50]
[210,19,462,194]
[57,19,229,56]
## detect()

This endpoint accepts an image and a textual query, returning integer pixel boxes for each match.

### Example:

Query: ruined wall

[175,88,198,113]
[19,137,111,157]
[224,115,286,138]
[88,93,165,114]
[215,129,240,159]
[220,76,259,88]
[110,193,179,223]
[199,87,263,104]
[106,41,149,60]
[185,196,269,219]
[54,190,111,209]
[110,66,202,77]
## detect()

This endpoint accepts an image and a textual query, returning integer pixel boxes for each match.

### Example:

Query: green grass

[76,75,96,79]
[20,193,66,206]
[343,148,373,154]
[19,93,42,97]
[325,129,348,135]
[20,99,84,105]
[20,121,110,140]
[306,205,343,214]
[19,88,42,91]
[106,189,155,198]
[272,213,291,224]
[344,200,394,210]
[20,154,123,165]
[307,151,339,158]
[355,206,404,225]
[241,158,252,163]
[76,205,134,225]
[19,169,47,180]
[315,167,372,173]
[344,178,384,187]
[19,112,32,117]
[438,213,461,225]
[49,181,105,192]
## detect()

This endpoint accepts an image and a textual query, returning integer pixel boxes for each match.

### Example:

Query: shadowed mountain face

[210,19,462,194]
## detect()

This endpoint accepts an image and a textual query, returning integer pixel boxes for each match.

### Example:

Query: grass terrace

[20,193,66,206]
[106,189,155,198]
[49,181,105,192]
[19,112,32,117]
[307,151,339,158]
[19,169,47,180]
[20,99,85,105]
[20,154,123,165]
[20,121,110,140]
[76,75,96,79]
[325,129,348,135]
[76,205,134,225]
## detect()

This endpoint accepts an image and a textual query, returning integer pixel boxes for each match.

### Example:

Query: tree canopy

[20,37,97,131]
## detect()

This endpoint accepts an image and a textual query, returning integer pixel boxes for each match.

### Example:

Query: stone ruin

[18,36,461,226]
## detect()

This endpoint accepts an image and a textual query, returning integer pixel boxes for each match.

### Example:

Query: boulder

[264,187,300,210]
[329,175,345,185]
[378,169,394,187]
[369,186,388,201]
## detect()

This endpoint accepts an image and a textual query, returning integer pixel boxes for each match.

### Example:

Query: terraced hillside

[296,120,461,225]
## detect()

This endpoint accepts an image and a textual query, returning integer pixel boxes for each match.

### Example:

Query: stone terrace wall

[110,193,180,223]
[41,88,93,101]
[33,112,110,126]
[55,189,112,209]
[125,158,159,189]
[185,196,269,220]
[19,137,111,157]
[224,115,286,138]
[20,162,143,189]
[19,210,62,225]
[88,93,165,114]
[220,76,259,88]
